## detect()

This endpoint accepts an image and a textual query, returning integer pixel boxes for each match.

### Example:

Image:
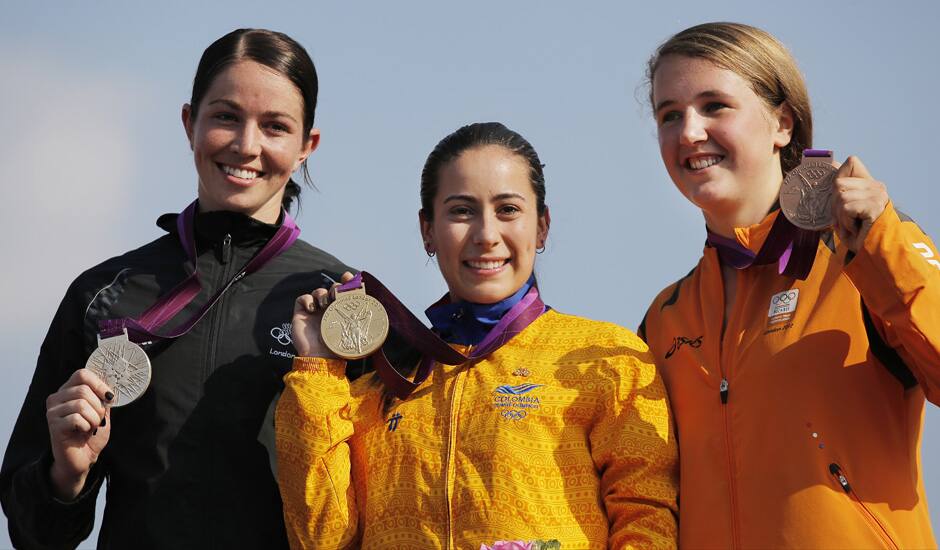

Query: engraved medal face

[85,334,152,407]
[320,287,389,360]
[779,160,837,231]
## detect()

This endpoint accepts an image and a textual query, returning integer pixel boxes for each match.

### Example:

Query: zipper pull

[221,233,232,264]
[719,378,729,404]
[829,463,852,493]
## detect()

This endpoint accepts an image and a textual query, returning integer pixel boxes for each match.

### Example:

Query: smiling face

[653,55,793,235]
[420,145,549,304]
[182,60,319,223]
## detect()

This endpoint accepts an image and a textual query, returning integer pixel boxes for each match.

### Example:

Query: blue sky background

[1,1,937,546]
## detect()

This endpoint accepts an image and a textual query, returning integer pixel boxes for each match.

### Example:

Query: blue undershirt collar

[425,275,536,346]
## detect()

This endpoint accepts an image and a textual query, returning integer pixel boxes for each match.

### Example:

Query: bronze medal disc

[320,288,390,360]
[85,334,152,407]
[779,160,837,231]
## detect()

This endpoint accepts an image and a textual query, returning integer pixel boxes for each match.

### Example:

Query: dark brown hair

[190,28,318,211]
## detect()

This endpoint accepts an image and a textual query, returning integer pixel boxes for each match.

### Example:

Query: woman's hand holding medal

[292,272,356,357]
[830,156,890,254]
[45,368,114,500]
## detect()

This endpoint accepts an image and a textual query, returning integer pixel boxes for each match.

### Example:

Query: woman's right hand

[45,368,113,500]
[292,272,355,357]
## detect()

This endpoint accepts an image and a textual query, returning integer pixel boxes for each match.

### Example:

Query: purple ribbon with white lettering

[337,272,546,400]
[98,200,300,344]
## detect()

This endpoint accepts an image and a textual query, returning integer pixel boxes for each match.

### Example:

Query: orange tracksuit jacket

[639,203,940,549]
[276,310,678,549]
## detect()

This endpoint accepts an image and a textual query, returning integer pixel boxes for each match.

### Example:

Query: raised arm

[275,280,362,549]
[1,283,109,549]
[833,157,940,402]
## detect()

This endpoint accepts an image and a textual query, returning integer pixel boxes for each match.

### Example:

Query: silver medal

[85,330,152,407]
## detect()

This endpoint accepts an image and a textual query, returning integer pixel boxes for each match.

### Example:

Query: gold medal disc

[320,286,390,360]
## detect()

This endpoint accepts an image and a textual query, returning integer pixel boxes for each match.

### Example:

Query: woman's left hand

[831,155,890,254]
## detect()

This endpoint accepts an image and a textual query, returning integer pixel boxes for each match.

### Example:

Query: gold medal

[85,330,152,407]
[320,284,389,360]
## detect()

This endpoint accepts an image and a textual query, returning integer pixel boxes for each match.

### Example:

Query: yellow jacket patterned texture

[276,310,678,549]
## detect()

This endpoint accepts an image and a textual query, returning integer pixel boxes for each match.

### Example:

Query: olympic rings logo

[270,323,293,346]
[772,291,798,305]
[501,410,527,421]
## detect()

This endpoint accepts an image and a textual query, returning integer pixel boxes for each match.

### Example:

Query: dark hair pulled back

[190,28,318,212]
[420,122,547,220]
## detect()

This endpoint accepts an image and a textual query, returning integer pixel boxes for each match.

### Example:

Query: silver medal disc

[85,333,152,407]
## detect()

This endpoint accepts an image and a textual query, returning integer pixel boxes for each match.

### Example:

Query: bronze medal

[779,154,837,231]
[321,284,390,360]
[85,331,152,407]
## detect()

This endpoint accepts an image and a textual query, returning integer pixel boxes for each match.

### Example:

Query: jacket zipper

[717,266,745,549]
[204,234,234,385]
[829,463,900,550]
[443,357,469,550]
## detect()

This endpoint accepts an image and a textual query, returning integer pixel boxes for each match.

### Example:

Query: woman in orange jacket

[639,22,940,548]
[276,122,678,549]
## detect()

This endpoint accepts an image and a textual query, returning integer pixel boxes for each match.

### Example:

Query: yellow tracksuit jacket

[640,204,940,549]
[276,310,678,549]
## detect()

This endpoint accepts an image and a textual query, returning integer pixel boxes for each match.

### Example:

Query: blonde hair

[647,22,812,173]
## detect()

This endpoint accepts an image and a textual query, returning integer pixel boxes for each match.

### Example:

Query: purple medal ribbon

[98,200,300,344]
[338,272,546,400]
[705,149,831,280]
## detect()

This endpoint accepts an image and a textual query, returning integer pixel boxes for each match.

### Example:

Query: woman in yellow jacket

[276,122,678,549]
[640,23,939,548]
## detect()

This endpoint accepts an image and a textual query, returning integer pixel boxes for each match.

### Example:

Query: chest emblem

[270,322,293,346]
[493,383,543,421]
[768,289,800,326]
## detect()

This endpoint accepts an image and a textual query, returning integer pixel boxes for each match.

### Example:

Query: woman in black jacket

[0,28,356,549]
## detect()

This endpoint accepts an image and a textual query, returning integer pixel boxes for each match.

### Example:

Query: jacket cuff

[292,356,347,376]
[8,452,103,548]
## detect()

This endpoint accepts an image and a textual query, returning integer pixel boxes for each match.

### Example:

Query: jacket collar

[706,208,780,255]
[157,202,282,248]
[425,275,536,346]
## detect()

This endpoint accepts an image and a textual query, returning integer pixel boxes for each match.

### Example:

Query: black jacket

[1,209,360,549]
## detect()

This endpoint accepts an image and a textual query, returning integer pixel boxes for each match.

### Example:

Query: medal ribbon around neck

[97,199,300,343]
[335,272,546,400]
[705,148,831,280]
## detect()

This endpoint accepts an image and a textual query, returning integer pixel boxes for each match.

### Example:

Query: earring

[426,250,436,258]
[536,242,545,254]
[424,241,435,257]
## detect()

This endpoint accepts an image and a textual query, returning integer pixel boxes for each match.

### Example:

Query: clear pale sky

[1,1,937,547]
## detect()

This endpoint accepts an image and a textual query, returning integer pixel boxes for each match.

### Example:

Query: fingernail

[100,417,107,427]
[105,391,114,402]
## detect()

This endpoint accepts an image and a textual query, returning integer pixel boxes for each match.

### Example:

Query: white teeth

[221,165,259,179]
[467,260,505,270]
[688,155,722,170]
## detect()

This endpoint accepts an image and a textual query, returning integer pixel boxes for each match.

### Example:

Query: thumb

[836,155,872,179]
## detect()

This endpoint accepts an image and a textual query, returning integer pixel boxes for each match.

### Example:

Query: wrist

[48,460,88,501]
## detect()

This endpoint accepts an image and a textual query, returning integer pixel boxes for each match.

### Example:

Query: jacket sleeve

[275,357,360,550]
[843,202,940,403]
[0,282,105,549]
[591,343,679,549]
